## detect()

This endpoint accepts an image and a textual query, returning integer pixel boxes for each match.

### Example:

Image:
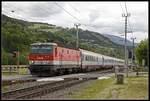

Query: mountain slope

[103,34,133,46]
[1,14,125,65]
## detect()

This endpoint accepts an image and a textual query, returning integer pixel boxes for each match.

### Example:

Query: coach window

[82,55,84,60]
[85,56,87,61]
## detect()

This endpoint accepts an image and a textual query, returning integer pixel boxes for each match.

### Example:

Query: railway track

[2,69,114,100]
[2,79,36,86]
[2,78,89,100]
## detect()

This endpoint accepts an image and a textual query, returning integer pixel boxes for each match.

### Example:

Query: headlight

[29,61,34,64]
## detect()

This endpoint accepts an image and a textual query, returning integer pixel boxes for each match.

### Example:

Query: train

[28,42,124,76]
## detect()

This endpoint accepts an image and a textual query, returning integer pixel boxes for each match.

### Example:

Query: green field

[71,74,148,100]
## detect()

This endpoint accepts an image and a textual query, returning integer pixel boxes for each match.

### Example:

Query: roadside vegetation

[135,39,148,67]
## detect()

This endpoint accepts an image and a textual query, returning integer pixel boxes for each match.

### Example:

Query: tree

[135,39,148,66]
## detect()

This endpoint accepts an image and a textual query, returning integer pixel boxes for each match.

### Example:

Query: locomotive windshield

[31,45,53,54]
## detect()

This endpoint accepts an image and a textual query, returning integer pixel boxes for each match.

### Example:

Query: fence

[2,65,29,74]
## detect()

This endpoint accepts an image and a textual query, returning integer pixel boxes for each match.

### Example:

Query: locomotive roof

[31,42,57,46]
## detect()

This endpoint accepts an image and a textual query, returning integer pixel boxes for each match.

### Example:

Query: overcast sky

[2,1,148,43]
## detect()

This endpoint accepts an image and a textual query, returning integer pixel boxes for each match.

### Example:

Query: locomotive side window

[55,48,57,56]
[67,50,69,54]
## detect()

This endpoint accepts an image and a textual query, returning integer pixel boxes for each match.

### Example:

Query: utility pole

[122,13,130,77]
[131,37,136,67]
[74,23,81,49]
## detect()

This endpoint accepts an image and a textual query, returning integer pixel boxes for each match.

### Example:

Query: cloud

[2,2,64,19]
[89,9,100,23]
[27,2,64,18]
[127,31,148,43]
[2,1,148,43]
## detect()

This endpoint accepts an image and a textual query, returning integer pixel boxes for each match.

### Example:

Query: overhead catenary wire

[67,3,80,14]
[3,2,129,32]
[54,2,97,28]
[54,2,81,23]
[3,2,100,29]
[2,4,39,22]
[2,10,29,21]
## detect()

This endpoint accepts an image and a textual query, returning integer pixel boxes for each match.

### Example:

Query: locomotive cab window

[31,45,53,54]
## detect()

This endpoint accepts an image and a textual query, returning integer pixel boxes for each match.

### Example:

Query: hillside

[103,34,132,46]
[1,14,125,65]
[103,34,138,46]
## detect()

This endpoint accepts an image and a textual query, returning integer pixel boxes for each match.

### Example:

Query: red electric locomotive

[28,42,81,76]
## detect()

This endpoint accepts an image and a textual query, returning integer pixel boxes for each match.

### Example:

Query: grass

[2,68,30,92]
[71,75,148,100]
[18,68,30,75]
